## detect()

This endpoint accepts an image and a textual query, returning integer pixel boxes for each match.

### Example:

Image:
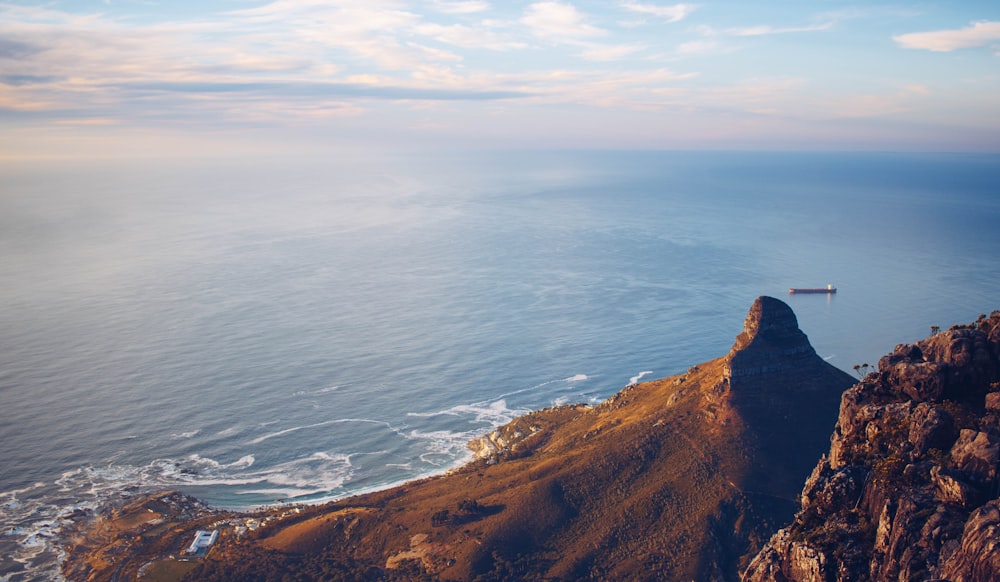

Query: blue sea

[1,151,998,580]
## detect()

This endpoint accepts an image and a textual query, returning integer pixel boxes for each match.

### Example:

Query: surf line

[249,418,396,445]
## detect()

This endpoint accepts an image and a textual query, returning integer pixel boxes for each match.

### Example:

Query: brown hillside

[174,296,853,582]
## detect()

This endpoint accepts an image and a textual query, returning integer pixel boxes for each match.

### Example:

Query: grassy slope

[189,352,852,581]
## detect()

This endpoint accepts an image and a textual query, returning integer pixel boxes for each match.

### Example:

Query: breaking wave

[629,370,654,385]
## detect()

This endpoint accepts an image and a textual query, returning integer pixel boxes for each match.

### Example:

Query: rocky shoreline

[59,489,328,582]
[59,491,225,581]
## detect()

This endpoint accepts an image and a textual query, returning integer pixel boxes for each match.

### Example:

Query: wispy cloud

[416,22,527,50]
[619,2,695,24]
[1,0,998,153]
[512,67,698,107]
[893,21,1000,52]
[227,2,426,70]
[519,2,642,62]
[521,2,606,40]
[674,39,724,56]
[579,43,643,61]
[122,80,531,101]
[0,1,535,126]
[428,1,492,14]
[699,21,834,37]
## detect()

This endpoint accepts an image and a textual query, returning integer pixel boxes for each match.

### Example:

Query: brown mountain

[744,310,1000,582]
[60,296,856,581]
[156,296,848,582]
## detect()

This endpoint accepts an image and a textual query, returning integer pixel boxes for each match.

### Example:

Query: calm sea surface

[1,151,998,580]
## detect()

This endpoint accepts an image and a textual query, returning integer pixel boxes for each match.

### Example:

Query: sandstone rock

[726,296,817,379]
[744,310,1000,582]
[932,463,981,505]
[950,429,1000,483]
[743,529,829,582]
[985,391,1000,412]
[923,328,999,395]
[939,500,1000,581]
[799,459,865,515]
[908,401,957,455]
[787,540,828,582]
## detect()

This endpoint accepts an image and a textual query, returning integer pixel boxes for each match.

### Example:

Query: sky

[1,0,999,158]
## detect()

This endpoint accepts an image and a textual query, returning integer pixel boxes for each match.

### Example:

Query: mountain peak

[732,296,812,352]
[726,296,818,380]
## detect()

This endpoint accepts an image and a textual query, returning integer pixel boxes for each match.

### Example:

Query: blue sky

[2,1,999,158]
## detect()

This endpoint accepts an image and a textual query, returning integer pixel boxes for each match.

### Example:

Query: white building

[185,529,218,555]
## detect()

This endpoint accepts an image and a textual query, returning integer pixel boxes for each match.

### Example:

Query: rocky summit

[63,297,855,581]
[744,310,1000,582]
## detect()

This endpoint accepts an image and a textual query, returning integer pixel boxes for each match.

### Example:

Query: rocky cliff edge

[744,311,1000,582]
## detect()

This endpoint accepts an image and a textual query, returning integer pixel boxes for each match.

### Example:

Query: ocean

[1,151,998,580]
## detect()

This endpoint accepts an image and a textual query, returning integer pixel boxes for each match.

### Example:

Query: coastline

[60,491,226,581]
[57,296,850,581]
[57,447,482,581]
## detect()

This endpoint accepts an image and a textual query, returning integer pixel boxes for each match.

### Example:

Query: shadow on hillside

[432,501,505,527]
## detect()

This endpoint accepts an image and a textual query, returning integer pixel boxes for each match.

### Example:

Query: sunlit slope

[189,297,854,581]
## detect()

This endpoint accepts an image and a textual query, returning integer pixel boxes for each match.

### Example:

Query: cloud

[120,80,531,101]
[513,67,698,108]
[0,38,44,60]
[673,39,724,56]
[427,1,491,14]
[227,2,427,70]
[619,2,695,24]
[415,22,527,50]
[699,21,834,37]
[893,21,1000,52]
[579,43,643,61]
[521,2,606,40]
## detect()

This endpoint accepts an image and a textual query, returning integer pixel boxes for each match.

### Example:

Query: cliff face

[727,295,819,378]
[744,311,1000,582]
[167,297,852,582]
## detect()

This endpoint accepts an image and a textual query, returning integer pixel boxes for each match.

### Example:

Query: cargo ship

[788,284,836,294]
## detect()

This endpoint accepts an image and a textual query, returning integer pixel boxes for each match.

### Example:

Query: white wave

[17,520,58,548]
[314,385,340,394]
[249,418,394,445]
[50,450,357,505]
[408,399,528,427]
[552,396,570,406]
[0,481,46,502]
[406,410,457,418]
[250,452,354,491]
[823,354,835,361]
[171,430,200,439]
[187,454,256,471]
[216,425,240,437]
[565,374,589,382]
[455,400,527,424]
[234,487,330,498]
[629,370,654,385]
